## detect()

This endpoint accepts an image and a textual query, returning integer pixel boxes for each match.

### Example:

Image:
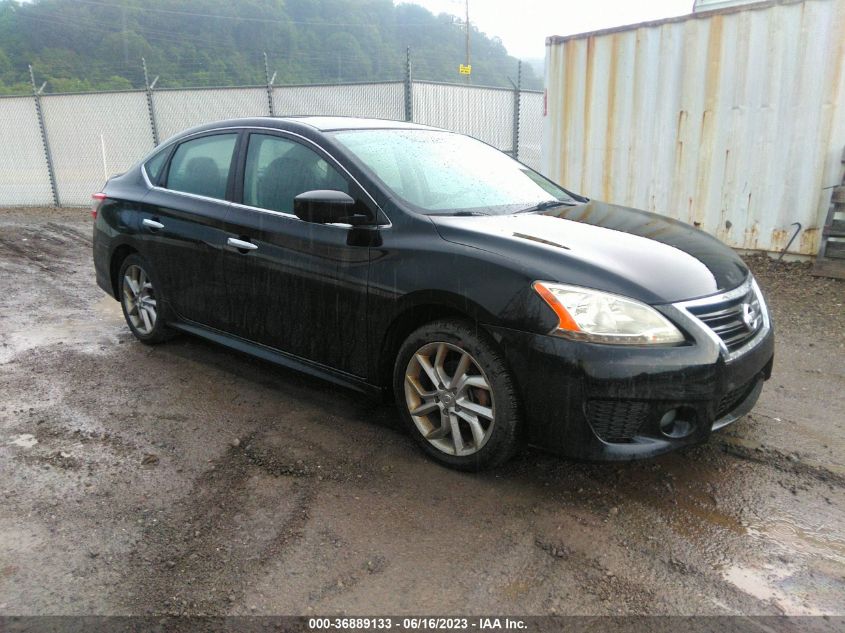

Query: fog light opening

[659,408,695,439]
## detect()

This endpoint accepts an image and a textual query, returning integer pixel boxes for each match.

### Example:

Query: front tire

[118,254,174,345]
[393,319,522,471]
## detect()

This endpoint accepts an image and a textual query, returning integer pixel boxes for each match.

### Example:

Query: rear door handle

[142,218,164,230]
[227,237,258,251]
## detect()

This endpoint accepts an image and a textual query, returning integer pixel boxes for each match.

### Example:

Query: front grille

[586,400,649,442]
[716,380,756,419]
[687,286,763,353]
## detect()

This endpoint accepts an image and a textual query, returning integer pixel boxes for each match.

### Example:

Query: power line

[16,10,438,63]
[12,2,531,91]
[16,2,482,59]
[18,15,398,66]
[66,0,447,28]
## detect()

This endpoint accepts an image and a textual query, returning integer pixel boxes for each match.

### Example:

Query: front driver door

[218,131,373,378]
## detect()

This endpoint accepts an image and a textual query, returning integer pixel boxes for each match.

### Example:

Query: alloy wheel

[404,342,495,456]
[122,264,157,335]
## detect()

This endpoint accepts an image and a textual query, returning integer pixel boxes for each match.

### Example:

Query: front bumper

[486,321,774,461]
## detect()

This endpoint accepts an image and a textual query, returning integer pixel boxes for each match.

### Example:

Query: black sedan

[92,117,774,470]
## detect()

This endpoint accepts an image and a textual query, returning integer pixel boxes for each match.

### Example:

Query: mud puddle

[0,209,843,616]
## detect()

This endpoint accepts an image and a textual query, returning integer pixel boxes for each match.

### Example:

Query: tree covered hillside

[0,0,540,94]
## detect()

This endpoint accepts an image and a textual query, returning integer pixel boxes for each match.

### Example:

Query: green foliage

[0,0,540,95]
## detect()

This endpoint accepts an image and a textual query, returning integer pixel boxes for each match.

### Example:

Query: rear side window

[166,134,238,200]
[144,148,169,185]
[242,134,349,214]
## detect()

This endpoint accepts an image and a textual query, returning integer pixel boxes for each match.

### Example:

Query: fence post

[264,52,276,117]
[142,58,160,146]
[404,47,413,122]
[512,60,522,161]
[29,65,59,207]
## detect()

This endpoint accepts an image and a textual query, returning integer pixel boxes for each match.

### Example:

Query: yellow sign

[459,64,472,75]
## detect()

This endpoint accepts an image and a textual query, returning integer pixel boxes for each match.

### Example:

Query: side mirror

[294,190,358,224]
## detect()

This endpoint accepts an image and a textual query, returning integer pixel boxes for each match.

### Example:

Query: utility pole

[455,1,472,83]
[465,0,471,84]
[121,5,129,66]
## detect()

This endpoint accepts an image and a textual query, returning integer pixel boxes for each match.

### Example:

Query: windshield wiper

[429,210,490,217]
[515,199,577,214]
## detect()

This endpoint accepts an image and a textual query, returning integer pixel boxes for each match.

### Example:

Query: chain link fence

[274,82,406,120]
[40,91,156,206]
[518,91,544,173]
[153,87,270,142]
[0,96,54,206]
[412,81,515,152]
[1,78,543,207]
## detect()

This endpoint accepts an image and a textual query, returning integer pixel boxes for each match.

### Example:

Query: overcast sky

[400,0,695,59]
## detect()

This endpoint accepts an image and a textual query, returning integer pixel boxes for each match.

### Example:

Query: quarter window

[143,147,170,185]
[166,134,238,200]
[243,134,349,214]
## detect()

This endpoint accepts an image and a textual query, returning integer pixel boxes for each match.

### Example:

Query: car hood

[430,200,749,304]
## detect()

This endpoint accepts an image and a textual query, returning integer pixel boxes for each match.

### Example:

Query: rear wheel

[393,319,522,470]
[118,254,174,344]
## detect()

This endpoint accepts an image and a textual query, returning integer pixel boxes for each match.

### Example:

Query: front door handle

[142,218,164,230]
[227,237,258,251]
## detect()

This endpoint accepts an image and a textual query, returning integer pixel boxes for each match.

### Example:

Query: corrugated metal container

[542,0,845,255]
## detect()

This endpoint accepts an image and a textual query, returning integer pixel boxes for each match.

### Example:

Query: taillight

[91,192,106,219]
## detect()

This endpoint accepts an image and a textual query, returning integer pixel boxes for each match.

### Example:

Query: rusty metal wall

[543,0,845,255]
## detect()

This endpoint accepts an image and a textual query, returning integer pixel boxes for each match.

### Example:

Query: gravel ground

[0,207,843,617]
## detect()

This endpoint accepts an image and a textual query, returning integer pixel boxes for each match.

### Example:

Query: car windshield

[330,129,577,216]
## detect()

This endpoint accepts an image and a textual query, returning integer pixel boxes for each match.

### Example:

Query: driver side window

[243,134,350,214]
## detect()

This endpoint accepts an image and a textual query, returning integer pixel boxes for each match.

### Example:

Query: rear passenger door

[219,131,371,378]
[142,132,239,330]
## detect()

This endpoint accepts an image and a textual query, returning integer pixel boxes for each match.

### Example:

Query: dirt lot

[1,207,843,617]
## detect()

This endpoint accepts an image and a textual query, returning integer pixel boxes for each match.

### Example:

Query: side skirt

[169,320,382,396]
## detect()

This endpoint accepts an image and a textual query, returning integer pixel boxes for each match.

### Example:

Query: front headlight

[533,281,684,345]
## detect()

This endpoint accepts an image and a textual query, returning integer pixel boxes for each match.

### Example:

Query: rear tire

[118,254,175,345]
[393,319,522,471]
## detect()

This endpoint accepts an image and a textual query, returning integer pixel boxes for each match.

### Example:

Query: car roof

[166,116,442,144]
[284,116,439,132]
